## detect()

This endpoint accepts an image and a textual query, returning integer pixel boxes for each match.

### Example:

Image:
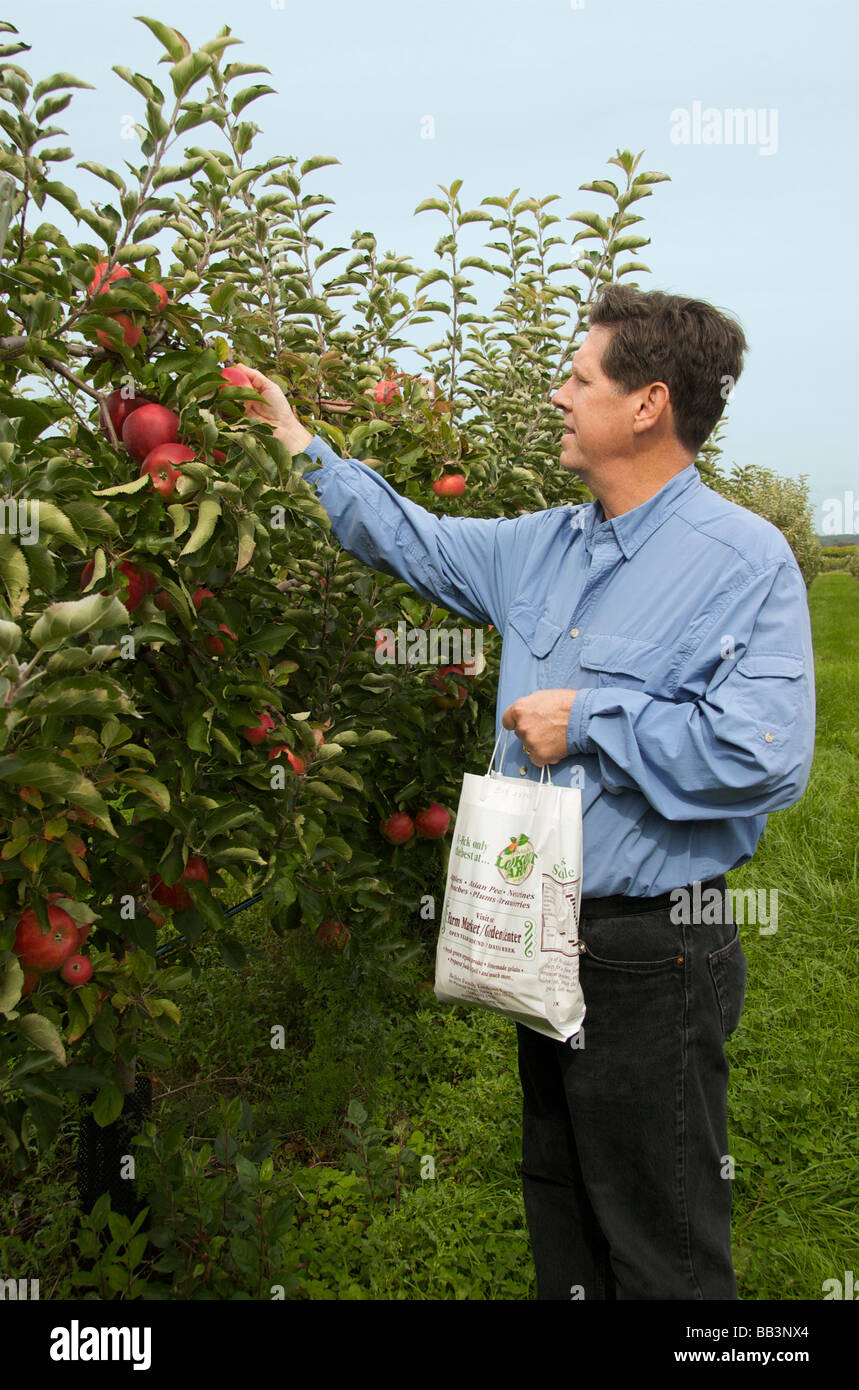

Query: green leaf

[179,496,221,557]
[0,618,21,657]
[300,155,340,176]
[92,1081,124,1127]
[414,198,449,215]
[42,181,81,216]
[135,16,192,62]
[117,773,170,813]
[92,475,150,498]
[28,675,135,719]
[231,85,276,117]
[0,955,25,1014]
[166,503,191,538]
[17,1013,67,1064]
[203,803,256,837]
[30,593,129,649]
[216,936,246,969]
[318,765,363,791]
[185,713,211,754]
[170,51,213,101]
[211,726,242,763]
[0,534,29,611]
[234,514,255,573]
[33,72,95,102]
[0,754,115,834]
[76,161,126,194]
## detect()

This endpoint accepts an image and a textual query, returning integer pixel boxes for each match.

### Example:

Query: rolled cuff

[566,686,598,755]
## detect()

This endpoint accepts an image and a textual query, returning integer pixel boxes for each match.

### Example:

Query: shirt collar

[572,463,702,560]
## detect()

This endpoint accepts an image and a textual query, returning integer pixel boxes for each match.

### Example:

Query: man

[235,283,815,1300]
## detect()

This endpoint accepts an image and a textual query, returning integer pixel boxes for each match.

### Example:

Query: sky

[2,0,858,532]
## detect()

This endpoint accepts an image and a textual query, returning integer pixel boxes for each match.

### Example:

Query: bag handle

[487,726,553,784]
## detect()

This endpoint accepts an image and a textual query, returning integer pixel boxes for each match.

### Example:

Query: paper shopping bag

[434,729,585,1042]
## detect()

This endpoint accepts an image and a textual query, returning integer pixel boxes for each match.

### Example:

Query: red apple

[373,378,400,404]
[140,442,195,498]
[414,803,451,839]
[429,663,468,708]
[267,745,306,774]
[121,403,181,460]
[89,260,131,296]
[60,954,93,986]
[213,449,226,463]
[118,561,158,612]
[380,812,414,845]
[316,919,350,950]
[97,313,142,349]
[142,442,195,471]
[147,281,168,310]
[219,366,253,389]
[80,559,95,590]
[13,905,80,972]
[140,458,180,499]
[243,711,275,745]
[193,587,215,612]
[150,854,208,913]
[183,855,209,885]
[21,971,40,996]
[432,474,466,497]
[103,388,153,438]
[155,590,175,613]
[204,624,237,656]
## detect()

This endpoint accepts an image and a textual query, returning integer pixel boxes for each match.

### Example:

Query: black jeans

[516,875,748,1300]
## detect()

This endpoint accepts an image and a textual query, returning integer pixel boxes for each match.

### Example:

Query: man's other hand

[501,689,578,766]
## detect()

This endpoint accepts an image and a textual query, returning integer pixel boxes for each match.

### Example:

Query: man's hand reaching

[233,363,314,455]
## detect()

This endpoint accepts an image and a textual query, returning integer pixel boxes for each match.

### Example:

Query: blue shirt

[299,435,816,898]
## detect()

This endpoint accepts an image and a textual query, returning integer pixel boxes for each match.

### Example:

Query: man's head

[553,285,748,481]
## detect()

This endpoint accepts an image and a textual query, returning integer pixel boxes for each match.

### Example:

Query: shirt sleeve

[566,559,816,820]
[297,434,526,627]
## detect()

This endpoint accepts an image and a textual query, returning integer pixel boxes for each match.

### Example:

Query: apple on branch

[121,403,181,460]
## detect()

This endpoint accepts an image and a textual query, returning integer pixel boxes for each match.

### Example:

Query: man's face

[552,325,633,478]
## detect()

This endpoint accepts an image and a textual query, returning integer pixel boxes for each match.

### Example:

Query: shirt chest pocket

[578,634,672,694]
[507,600,566,659]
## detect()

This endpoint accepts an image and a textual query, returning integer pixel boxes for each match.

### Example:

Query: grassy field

[3,572,856,1300]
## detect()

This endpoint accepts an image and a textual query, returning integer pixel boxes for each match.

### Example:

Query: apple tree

[0,15,670,1173]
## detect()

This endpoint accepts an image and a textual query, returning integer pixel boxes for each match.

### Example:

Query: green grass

[725,573,859,1298]
[3,572,856,1301]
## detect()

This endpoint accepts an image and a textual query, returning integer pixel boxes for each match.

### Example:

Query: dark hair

[588,284,748,454]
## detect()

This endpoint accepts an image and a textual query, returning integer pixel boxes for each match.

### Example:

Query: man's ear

[632,381,670,434]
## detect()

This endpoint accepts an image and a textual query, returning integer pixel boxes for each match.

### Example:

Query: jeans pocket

[579,913,683,973]
[707,927,748,1040]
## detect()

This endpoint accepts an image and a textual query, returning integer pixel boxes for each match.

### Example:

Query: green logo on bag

[496,833,536,884]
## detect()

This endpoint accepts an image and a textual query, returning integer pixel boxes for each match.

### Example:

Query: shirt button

[764,732,774,742]
[519,765,528,776]
[570,628,580,638]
